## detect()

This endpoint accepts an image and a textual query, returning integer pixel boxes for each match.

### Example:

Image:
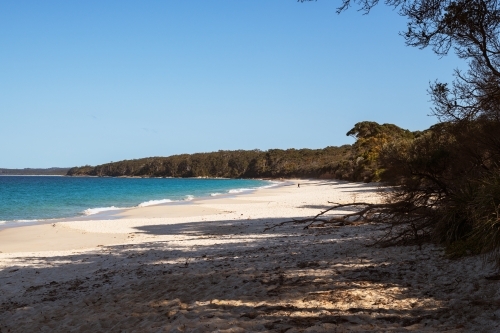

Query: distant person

[297,183,300,188]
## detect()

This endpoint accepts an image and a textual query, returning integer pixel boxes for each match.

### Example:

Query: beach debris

[264,202,391,231]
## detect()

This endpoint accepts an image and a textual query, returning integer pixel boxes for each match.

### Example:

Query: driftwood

[263,202,393,232]
[264,201,434,247]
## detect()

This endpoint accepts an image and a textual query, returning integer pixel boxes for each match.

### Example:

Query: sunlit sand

[1,180,498,332]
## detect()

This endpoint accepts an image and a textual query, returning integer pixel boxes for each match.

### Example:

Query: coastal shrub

[376,119,500,264]
[440,174,500,260]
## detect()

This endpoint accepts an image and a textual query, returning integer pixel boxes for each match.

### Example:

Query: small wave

[258,182,279,189]
[0,219,42,225]
[184,195,194,201]
[138,199,173,207]
[83,206,123,215]
[210,192,223,197]
[226,181,278,195]
[228,188,253,194]
[0,217,63,224]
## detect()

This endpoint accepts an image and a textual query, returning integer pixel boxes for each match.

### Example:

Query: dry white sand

[1,179,499,332]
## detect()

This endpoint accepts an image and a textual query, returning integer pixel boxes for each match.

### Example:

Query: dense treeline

[67,146,354,179]
[67,121,416,181]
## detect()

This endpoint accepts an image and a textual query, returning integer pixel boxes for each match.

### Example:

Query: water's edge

[0,178,295,231]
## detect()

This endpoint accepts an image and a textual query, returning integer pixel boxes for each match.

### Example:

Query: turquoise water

[0,176,273,223]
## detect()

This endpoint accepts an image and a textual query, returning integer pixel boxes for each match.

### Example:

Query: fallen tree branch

[263,200,434,247]
[263,202,396,232]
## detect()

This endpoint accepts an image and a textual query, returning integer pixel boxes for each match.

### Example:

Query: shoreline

[1,179,498,332]
[0,179,366,253]
[0,178,308,253]
[0,177,287,232]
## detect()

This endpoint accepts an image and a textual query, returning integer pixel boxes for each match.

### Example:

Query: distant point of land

[0,168,70,176]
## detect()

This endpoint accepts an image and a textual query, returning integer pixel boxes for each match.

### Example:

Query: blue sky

[0,1,462,168]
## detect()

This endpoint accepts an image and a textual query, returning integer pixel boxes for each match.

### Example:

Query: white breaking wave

[258,181,280,189]
[138,199,173,207]
[1,216,64,224]
[83,206,123,215]
[228,188,253,194]
[225,181,279,195]
[78,182,278,218]
[0,218,55,225]
[138,195,194,207]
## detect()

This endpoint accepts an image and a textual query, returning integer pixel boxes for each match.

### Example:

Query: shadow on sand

[1,215,497,332]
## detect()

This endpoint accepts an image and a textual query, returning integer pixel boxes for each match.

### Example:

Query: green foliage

[379,120,500,263]
[440,174,500,260]
[67,146,355,180]
[346,121,417,182]
[67,121,417,184]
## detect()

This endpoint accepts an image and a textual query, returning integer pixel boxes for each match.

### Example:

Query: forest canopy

[67,121,414,182]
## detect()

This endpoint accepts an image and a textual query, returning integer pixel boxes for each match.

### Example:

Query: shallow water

[0,176,273,223]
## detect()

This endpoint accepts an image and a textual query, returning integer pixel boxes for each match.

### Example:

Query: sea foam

[0,219,41,225]
[259,181,280,189]
[138,199,173,207]
[83,206,123,215]
[0,177,273,222]
[228,188,253,194]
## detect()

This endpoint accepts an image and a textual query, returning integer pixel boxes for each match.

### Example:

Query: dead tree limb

[263,200,434,247]
[263,202,397,232]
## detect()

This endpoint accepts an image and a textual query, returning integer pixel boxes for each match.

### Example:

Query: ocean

[0,176,274,224]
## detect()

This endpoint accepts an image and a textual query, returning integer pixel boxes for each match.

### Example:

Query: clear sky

[0,1,463,168]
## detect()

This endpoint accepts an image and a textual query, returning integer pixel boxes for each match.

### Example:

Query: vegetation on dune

[378,119,500,260]
[254,117,500,265]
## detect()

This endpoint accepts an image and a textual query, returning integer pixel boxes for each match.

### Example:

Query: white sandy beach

[1,179,499,332]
